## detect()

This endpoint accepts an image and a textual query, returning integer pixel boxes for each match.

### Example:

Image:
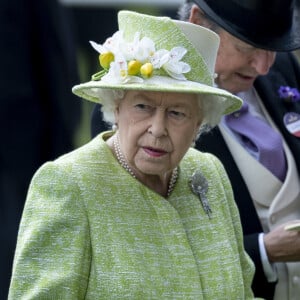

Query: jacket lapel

[196,127,263,235]
[255,52,300,175]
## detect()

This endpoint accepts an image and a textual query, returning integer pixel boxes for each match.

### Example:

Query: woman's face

[115,90,202,178]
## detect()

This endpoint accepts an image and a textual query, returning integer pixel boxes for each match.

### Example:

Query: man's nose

[250,50,276,75]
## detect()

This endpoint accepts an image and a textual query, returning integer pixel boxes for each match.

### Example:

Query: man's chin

[218,81,254,94]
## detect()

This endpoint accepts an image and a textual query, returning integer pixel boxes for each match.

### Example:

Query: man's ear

[189,4,208,27]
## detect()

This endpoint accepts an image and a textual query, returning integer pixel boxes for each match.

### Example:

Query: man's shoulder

[274,52,298,64]
[272,52,300,74]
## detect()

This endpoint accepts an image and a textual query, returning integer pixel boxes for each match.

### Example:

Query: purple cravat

[224,102,287,181]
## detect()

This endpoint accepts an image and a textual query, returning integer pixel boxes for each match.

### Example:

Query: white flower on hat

[102,53,143,84]
[123,32,156,63]
[90,31,126,70]
[90,31,124,54]
[153,47,191,80]
[90,30,191,83]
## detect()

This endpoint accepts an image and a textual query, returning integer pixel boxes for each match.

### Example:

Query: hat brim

[72,75,242,115]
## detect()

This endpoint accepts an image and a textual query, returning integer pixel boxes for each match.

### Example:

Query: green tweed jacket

[8,132,257,299]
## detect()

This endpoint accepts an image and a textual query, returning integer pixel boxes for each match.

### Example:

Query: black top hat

[189,0,300,51]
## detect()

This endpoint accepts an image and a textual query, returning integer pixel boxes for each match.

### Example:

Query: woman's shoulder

[55,134,105,163]
[183,147,221,167]
[181,147,227,181]
[33,134,112,180]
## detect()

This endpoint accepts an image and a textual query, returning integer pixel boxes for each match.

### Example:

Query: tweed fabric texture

[9,132,256,299]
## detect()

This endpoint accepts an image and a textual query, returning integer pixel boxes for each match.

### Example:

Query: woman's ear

[114,94,124,125]
[114,105,119,124]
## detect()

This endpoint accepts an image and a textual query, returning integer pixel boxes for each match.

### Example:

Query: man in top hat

[91,0,300,299]
[176,1,300,299]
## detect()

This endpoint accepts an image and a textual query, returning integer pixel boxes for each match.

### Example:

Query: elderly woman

[8,10,258,300]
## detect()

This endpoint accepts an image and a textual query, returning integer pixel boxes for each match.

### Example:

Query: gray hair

[177,1,194,21]
[99,90,227,140]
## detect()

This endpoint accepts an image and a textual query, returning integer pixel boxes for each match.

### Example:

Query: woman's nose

[147,111,168,137]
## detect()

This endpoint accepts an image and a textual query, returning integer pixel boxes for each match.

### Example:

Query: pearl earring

[112,123,118,132]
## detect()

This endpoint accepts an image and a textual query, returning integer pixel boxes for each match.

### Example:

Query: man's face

[189,5,276,94]
[214,30,276,94]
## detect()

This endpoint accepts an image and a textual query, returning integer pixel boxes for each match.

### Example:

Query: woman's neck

[107,133,177,197]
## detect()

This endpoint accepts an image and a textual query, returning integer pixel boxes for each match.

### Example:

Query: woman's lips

[143,147,167,157]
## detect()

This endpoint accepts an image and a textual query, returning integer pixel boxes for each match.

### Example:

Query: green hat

[72,10,242,115]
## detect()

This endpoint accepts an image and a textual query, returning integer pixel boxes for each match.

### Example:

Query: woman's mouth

[143,147,167,157]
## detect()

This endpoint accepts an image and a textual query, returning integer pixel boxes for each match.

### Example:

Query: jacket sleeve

[8,162,91,299]
[211,155,258,299]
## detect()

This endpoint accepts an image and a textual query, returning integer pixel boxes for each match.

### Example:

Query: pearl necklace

[113,134,178,197]
[113,134,136,178]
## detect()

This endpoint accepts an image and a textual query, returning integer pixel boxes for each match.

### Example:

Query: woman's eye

[135,103,150,110]
[169,110,186,119]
